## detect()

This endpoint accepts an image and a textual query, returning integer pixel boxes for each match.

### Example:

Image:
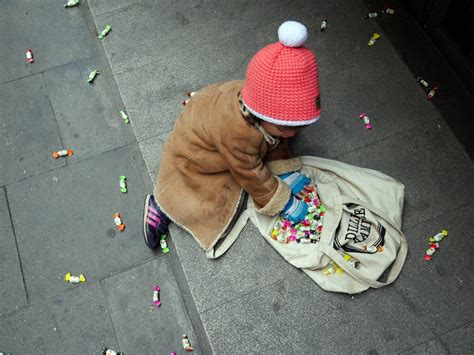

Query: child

[143,21,321,251]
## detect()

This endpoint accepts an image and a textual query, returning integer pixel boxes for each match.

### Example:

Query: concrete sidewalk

[86,0,474,352]
[1,0,473,353]
[1,0,203,354]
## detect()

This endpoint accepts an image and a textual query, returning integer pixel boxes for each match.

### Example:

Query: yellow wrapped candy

[64,272,86,283]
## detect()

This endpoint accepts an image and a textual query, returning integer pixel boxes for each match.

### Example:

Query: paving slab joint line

[0,303,29,319]
[139,127,173,145]
[99,279,122,351]
[1,160,66,188]
[41,72,68,166]
[0,140,138,188]
[97,254,164,283]
[0,71,43,87]
[398,318,474,353]
[3,187,30,306]
[198,277,288,316]
[82,0,145,151]
[0,55,98,88]
[61,140,139,168]
[166,237,213,354]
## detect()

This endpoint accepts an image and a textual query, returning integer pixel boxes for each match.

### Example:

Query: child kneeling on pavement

[143,21,321,251]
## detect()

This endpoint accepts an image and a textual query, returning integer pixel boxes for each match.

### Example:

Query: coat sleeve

[217,129,291,216]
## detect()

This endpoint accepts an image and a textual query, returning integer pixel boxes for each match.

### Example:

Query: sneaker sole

[143,194,152,247]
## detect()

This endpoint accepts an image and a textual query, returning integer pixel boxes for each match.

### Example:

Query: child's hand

[279,172,311,196]
[280,196,309,223]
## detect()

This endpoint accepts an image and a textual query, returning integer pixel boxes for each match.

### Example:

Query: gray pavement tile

[199,201,474,354]
[178,205,474,354]
[0,283,119,354]
[139,132,170,184]
[0,188,27,316]
[400,321,474,354]
[200,271,435,354]
[334,119,474,230]
[169,139,473,353]
[114,21,278,142]
[0,73,65,187]
[0,0,94,85]
[294,44,439,159]
[43,56,136,162]
[392,203,474,334]
[291,2,440,159]
[6,144,154,302]
[169,220,303,314]
[110,0,436,154]
[101,257,202,354]
[93,0,318,76]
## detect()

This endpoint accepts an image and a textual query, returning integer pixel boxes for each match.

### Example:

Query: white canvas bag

[206,156,408,294]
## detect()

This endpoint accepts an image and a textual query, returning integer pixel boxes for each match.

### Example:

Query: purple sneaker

[143,194,170,249]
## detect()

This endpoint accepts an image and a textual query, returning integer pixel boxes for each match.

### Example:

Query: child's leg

[143,194,171,249]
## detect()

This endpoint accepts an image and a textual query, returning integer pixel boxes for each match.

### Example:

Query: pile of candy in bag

[271,181,326,244]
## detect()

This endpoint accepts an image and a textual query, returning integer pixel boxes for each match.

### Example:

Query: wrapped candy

[366,245,377,253]
[424,230,447,260]
[320,19,327,32]
[323,261,343,275]
[113,213,125,231]
[119,176,127,193]
[365,7,395,18]
[64,272,86,283]
[87,69,100,83]
[153,285,161,307]
[365,11,383,19]
[101,347,124,355]
[359,112,372,130]
[53,149,73,159]
[368,33,380,47]
[426,86,439,100]
[423,246,436,261]
[98,25,112,40]
[344,254,360,268]
[182,335,193,352]
[26,49,34,63]
[416,76,439,100]
[120,110,129,124]
[64,0,80,7]
[429,229,448,243]
[416,76,429,89]
[160,235,170,254]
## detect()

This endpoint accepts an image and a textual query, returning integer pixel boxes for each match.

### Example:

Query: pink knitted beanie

[241,21,321,126]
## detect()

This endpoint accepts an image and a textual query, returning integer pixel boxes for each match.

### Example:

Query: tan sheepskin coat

[155,80,302,250]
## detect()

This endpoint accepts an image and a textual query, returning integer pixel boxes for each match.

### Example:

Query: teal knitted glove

[279,172,311,196]
[281,196,309,223]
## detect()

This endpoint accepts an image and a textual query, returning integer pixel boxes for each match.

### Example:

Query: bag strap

[321,196,408,289]
[206,209,250,259]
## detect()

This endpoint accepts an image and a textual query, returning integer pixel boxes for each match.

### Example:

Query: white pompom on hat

[277,20,308,47]
[241,21,321,126]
